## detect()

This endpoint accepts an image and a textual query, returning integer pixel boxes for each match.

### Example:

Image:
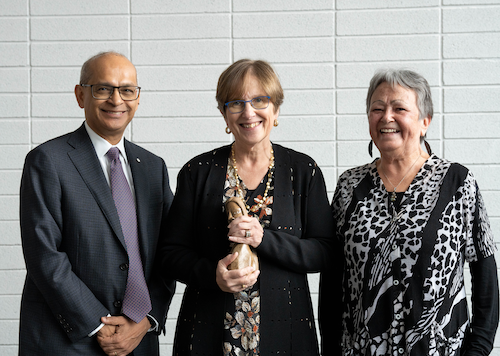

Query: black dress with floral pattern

[222,159,274,356]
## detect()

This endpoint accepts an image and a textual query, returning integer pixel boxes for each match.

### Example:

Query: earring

[274,119,279,127]
[225,126,231,134]
[368,140,373,158]
[424,140,432,155]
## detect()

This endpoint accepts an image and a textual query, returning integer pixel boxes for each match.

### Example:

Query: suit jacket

[19,123,175,355]
[158,144,335,355]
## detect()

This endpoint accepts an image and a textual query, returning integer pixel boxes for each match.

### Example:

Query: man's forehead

[88,55,137,83]
[92,54,134,70]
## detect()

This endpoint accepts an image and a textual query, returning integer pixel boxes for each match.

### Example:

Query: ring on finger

[242,284,247,289]
[245,230,251,238]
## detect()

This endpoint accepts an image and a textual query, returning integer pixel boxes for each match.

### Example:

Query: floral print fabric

[222,157,274,356]
[224,290,261,356]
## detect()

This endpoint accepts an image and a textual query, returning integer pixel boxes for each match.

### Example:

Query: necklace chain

[231,145,275,212]
[381,154,422,202]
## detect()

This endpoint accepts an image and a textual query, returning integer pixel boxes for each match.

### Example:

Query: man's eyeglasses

[224,96,271,114]
[80,84,141,101]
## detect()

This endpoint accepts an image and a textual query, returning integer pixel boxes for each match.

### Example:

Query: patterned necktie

[106,147,151,323]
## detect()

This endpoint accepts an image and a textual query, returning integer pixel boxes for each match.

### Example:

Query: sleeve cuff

[146,314,159,333]
[88,314,111,337]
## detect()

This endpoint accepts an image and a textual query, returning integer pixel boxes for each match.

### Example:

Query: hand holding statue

[225,197,259,271]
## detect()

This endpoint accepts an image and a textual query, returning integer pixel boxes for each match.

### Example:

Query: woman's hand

[216,252,260,293]
[228,215,263,248]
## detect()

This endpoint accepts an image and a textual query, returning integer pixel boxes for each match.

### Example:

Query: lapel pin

[136,158,141,163]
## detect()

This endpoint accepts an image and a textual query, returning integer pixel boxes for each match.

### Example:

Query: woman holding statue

[158,59,334,355]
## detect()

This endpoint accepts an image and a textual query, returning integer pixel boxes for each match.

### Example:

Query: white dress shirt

[84,122,158,336]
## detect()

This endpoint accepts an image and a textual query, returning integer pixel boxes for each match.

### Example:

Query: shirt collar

[84,122,128,164]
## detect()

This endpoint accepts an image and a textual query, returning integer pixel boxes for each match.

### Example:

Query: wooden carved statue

[225,197,259,271]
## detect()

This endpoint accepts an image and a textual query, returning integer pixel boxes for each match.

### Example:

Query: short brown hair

[216,59,284,114]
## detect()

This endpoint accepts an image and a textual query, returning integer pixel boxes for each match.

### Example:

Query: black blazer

[159,143,334,355]
[19,123,175,355]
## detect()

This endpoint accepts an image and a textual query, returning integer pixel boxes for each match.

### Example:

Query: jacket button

[114,300,122,308]
[119,263,129,271]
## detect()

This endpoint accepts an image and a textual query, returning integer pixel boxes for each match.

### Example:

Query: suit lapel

[125,140,151,264]
[67,124,127,250]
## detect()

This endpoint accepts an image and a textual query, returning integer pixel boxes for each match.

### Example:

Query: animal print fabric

[332,154,495,356]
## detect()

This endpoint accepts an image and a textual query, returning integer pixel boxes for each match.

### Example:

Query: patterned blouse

[332,154,496,356]
[222,157,274,356]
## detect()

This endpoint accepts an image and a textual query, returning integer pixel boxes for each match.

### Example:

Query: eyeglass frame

[79,84,141,101]
[224,96,271,114]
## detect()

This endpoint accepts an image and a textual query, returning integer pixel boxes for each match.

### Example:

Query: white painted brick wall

[234,0,332,11]
[1,1,499,355]
[31,16,130,41]
[133,40,229,65]
[337,62,441,88]
[131,0,229,14]
[444,33,500,58]
[233,12,334,37]
[132,15,230,40]
[337,9,440,35]
[443,6,500,32]
[445,114,500,138]
[30,0,129,15]
[31,42,131,66]
[0,69,29,93]
[275,64,335,89]
[337,35,440,62]
[444,59,500,85]
[0,44,28,66]
[235,37,334,63]
[0,18,28,41]
[337,0,439,9]
[444,87,500,113]
[31,67,80,92]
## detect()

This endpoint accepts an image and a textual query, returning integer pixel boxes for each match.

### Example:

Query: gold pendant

[390,191,397,202]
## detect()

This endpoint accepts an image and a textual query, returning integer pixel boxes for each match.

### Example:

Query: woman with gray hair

[319,69,499,355]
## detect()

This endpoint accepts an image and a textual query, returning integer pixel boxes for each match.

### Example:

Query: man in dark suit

[19,51,175,355]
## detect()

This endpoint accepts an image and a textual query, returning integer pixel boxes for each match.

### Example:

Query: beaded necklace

[231,145,274,212]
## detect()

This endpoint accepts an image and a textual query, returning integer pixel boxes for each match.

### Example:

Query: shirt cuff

[147,314,159,332]
[88,314,111,337]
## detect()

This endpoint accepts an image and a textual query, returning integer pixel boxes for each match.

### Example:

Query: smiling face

[223,74,278,150]
[75,54,139,145]
[368,82,430,157]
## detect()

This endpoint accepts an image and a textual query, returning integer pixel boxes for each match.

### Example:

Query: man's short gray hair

[366,68,433,120]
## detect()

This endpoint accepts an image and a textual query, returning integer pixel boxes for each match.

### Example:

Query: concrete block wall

[1,1,499,354]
